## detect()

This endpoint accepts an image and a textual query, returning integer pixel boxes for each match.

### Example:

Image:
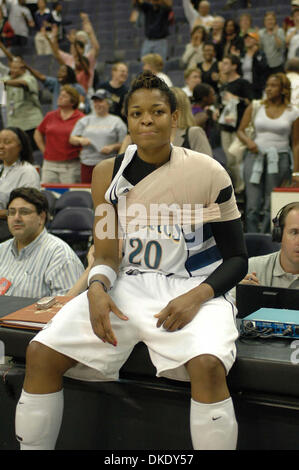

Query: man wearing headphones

[241,202,299,288]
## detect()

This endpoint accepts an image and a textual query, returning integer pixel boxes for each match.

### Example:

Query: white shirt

[287,71,299,108]
[0,160,40,210]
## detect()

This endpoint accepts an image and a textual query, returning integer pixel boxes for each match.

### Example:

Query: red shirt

[37,109,85,162]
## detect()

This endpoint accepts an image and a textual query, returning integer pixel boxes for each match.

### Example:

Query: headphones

[272,202,299,243]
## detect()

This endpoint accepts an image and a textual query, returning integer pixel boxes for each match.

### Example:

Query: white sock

[190,397,238,450]
[15,389,64,450]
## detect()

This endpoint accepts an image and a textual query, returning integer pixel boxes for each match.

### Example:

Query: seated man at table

[0,187,84,298]
[240,202,299,289]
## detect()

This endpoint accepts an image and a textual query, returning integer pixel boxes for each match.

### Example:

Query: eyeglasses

[6,208,37,217]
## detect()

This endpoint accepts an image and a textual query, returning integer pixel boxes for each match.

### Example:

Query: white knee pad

[15,389,64,450]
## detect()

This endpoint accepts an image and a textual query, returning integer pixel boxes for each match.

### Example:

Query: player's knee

[187,354,225,385]
[25,341,74,377]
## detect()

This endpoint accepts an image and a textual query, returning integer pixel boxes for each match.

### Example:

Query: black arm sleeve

[203,218,248,297]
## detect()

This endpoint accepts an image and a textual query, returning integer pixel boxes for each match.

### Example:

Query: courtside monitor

[236,284,299,318]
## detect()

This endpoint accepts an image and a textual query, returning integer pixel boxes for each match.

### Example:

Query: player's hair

[123,71,177,116]
[7,187,49,219]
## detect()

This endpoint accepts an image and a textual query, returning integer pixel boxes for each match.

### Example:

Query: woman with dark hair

[0,127,40,241]
[17,70,248,451]
[197,42,220,93]
[237,73,299,233]
[23,61,87,111]
[181,25,207,70]
[219,19,244,59]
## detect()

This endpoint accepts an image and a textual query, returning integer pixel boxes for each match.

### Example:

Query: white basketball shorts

[34,270,239,382]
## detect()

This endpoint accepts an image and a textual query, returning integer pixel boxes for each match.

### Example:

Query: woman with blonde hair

[237,73,299,233]
[171,86,212,156]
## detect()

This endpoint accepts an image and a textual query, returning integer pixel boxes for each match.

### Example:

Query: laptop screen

[236,284,299,318]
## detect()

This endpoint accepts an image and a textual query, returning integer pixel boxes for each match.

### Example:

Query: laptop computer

[236,284,299,318]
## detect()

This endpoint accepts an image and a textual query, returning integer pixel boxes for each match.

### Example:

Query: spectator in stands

[181,25,207,70]
[182,0,214,31]
[0,6,14,56]
[0,186,84,297]
[240,32,268,99]
[49,13,99,92]
[192,82,220,148]
[6,0,34,54]
[34,85,85,184]
[237,73,299,233]
[142,53,173,87]
[285,57,299,108]
[50,2,63,42]
[34,0,53,55]
[70,89,127,184]
[181,66,201,98]
[219,18,244,59]
[171,86,212,156]
[218,54,253,194]
[239,202,299,289]
[133,0,173,61]
[259,11,286,75]
[286,8,299,60]
[0,127,40,242]
[207,16,224,60]
[283,0,299,33]
[238,13,254,39]
[197,41,219,93]
[0,50,43,150]
[23,61,86,111]
[24,0,38,18]
[98,62,129,121]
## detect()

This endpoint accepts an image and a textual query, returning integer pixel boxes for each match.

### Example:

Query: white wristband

[87,265,117,288]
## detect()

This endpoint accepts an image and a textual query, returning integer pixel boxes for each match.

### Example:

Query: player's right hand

[87,285,128,346]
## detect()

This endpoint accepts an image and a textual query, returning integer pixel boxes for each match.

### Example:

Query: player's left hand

[154,290,202,332]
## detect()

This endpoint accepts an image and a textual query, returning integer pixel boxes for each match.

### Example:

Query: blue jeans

[244,151,291,233]
[141,38,168,61]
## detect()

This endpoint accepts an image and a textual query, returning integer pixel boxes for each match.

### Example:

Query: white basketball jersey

[105,145,239,278]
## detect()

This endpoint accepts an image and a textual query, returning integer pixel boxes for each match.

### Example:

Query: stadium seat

[54,190,93,213]
[48,206,94,262]
[41,189,57,220]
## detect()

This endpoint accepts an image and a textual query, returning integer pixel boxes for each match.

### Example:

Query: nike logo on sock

[212,416,222,421]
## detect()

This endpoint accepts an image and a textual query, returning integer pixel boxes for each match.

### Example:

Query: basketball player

[15,72,248,450]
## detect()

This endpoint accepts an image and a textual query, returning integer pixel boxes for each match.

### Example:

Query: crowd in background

[0,0,299,238]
